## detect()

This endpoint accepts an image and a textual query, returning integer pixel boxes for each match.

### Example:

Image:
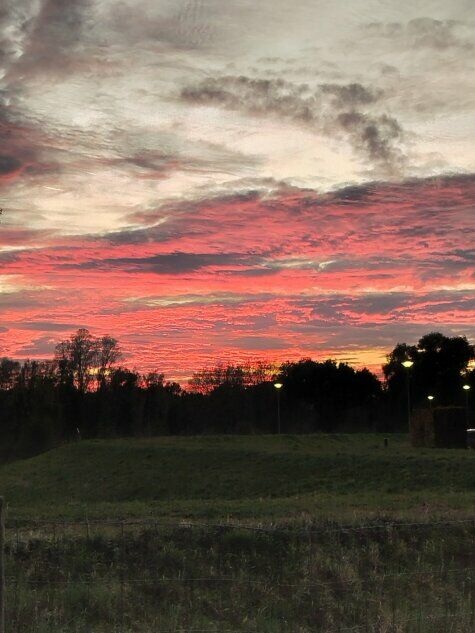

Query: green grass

[1,434,474,631]
[1,433,474,522]
[5,521,475,631]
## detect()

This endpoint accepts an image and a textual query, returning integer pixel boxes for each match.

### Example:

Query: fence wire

[3,517,475,632]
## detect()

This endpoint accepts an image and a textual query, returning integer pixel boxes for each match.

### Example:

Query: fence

[1,513,474,632]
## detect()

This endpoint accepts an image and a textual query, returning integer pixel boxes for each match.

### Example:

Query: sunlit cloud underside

[0,1,474,380]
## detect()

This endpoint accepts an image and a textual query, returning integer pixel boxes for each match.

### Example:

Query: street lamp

[274,382,283,434]
[427,395,434,410]
[401,360,413,430]
[463,384,471,426]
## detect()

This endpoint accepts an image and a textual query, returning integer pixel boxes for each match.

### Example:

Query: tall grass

[4,519,474,632]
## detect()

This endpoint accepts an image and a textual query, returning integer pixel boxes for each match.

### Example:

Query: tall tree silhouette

[383,332,475,406]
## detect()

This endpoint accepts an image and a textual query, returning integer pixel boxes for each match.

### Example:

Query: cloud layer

[0,1,474,380]
[181,77,405,172]
[1,173,474,379]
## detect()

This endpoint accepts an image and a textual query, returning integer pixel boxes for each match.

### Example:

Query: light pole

[427,395,434,410]
[463,384,471,427]
[274,382,283,434]
[401,360,413,431]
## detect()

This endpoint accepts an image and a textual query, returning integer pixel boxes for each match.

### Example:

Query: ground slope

[0,434,473,521]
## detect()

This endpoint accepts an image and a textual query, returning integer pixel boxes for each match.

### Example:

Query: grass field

[1,434,474,631]
[0,433,474,522]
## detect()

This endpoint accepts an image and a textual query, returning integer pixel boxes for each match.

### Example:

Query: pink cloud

[0,173,473,380]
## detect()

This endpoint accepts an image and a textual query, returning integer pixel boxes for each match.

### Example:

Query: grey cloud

[0,102,60,182]
[125,292,274,309]
[107,0,215,51]
[0,226,54,246]
[11,321,80,331]
[293,290,475,323]
[320,83,381,107]
[3,0,93,76]
[0,154,22,175]
[180,75,405,171]
[229,335,289,351]
[101,223,181,246]
[336,111,403,166]
[0,291,42,309]
[64,252,257,274]
[299,322,475,355]
[232,267,280,277]
[328,183,374,204]
[451,249,475,262]
[364,17,473,51]
[0,252,21,264]
[181,76,317,122]
[17,335,57,356]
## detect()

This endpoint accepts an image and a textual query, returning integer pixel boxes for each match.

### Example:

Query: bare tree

[55,329,98,393]
[97,336,122,387]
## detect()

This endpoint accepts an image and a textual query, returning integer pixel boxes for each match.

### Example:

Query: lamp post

[274,382,283,434]
[401,360,413,431]
[463,384,471,427]
[427,395,434,410]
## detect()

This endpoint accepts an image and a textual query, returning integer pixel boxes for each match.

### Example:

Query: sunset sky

[1,0,474,381]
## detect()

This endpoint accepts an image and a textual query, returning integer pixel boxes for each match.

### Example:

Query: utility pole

[274,382,283,434]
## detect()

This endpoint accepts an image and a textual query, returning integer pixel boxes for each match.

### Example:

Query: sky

[0,0,474,381]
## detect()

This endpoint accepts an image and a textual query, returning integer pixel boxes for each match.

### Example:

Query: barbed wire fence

[0,507,474,632]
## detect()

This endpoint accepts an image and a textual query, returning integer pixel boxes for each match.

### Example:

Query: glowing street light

[427,395,434,410]
[463,384,471,426]
[401,360,414,430]
[274,382,283,434]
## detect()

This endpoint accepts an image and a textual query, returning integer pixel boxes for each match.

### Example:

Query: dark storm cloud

[180,75,405,170]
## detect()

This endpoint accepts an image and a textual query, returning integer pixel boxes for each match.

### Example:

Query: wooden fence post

[0,496,5,633]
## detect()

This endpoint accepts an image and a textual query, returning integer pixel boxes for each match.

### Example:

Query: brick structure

[410,406,467,448]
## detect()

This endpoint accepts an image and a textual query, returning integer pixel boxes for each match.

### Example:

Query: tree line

[0,329,473,460]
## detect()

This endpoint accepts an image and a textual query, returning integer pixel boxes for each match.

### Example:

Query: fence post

[120,521,125,633]
[0,497,5,633]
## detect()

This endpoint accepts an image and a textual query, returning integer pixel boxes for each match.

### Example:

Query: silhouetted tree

[0,329,472,461]
[279,359,381,431]
[383,332,475,407]
[0,358,20,390]
[188,361,274,394]
[55,329,98,393]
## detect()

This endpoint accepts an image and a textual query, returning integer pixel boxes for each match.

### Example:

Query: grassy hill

[1,433,474,522]
[2,434,474,631]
